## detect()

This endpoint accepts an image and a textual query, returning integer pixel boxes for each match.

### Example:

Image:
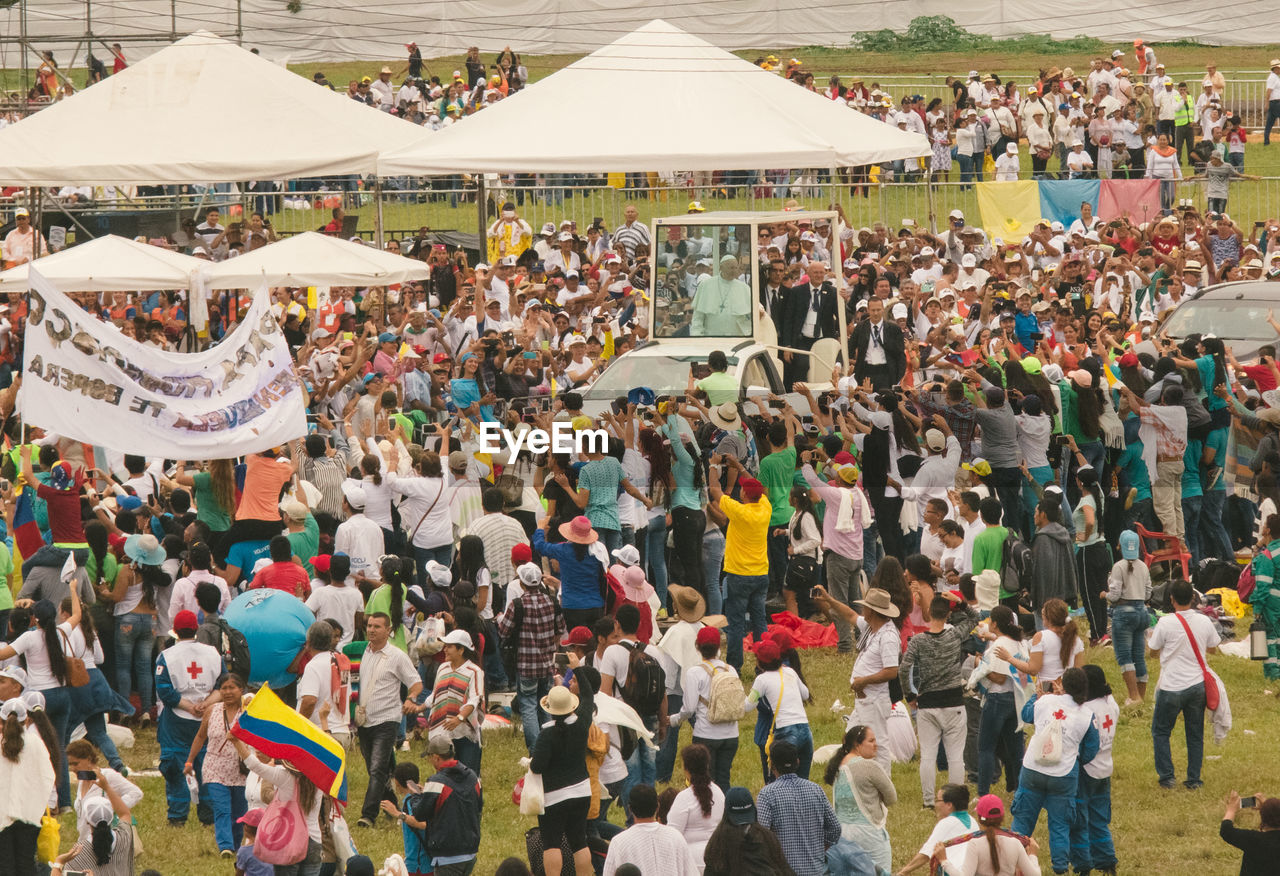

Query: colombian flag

[12,488,45,561]
[232,683,347,802]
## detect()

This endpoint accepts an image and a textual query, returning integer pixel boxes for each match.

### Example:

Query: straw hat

[541,685,579,716]
[668,584,707,623]
[709,402,742,431]
[558,515,598,545]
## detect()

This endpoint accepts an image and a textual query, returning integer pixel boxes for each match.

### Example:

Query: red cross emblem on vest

[1053,709,1066,721]
[1102,714,1114,731]
[187,661,205,681]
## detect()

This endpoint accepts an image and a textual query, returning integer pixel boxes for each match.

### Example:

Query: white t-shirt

[1083,694,1119,779]
[306,584,365,646]
[665,783,726,872]
[1021,694,1095,778]
[11,627,64,690]
[1149,610,1220,692]
[851,618,900,701]
[750,666,809,729]
[919,811,978,871]
[334,514,385,580]
[1031,628,1085,684]
[599,639,675,697]
[296,651,351,734]
[60,622,104,670]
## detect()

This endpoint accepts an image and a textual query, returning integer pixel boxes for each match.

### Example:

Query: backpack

[620,641,666,717]
[1237,550,1268,602]
[215,618,252,681]
[1001,532,1034,596]
[701,661,746,724]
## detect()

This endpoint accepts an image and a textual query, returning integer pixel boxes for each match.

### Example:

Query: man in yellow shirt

[709,453,771,670]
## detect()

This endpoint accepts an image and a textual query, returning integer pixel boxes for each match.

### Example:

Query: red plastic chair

[1134,523,1192,580]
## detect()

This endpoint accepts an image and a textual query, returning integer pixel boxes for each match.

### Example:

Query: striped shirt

[611,221,651,260]
[465,512,529,588]
[427,660,485,743]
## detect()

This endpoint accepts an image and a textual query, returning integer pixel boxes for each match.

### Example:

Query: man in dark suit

[849,297,906,390]
[758,258,789,333]
[778,261,839,387]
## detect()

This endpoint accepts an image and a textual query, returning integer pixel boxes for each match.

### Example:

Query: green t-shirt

[695,371,739,405]
[85,550,118,588]
[192,471,233,532]
[365,585,408,653]
[972,524,1007,578]
[287,514,321,577]
[0,541,13,611]
[758,447,798,526]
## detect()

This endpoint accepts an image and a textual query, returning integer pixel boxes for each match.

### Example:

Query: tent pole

[925,169,937,235]
[475,175,487,257]
[374,179,385,249]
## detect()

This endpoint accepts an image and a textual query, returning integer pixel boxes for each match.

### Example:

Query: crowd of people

[5,36,1280,876]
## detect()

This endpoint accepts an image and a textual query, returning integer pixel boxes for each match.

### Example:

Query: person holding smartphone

[1221,790,1280,875]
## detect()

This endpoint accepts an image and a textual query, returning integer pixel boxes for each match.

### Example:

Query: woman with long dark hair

[185,673,248,858]
[63,593,131,774]
[105,533,167,722]
[56,768,136,876]
[364,555,408,652]
[666,744,725,870]
[999,598,1084,690]
[0,591,77,809]
[234,735,325,876]
[1067,459,1112,643]
[825,723,898,873]
[747,640,812,782]
[0,698,56,876]
[702,787,792,876]
[637,426,674,607]
[541,452,578,546]
[941,793,1040,875]
[658,405,708,603]
[976,605,1027,797]
[84,521,119,686]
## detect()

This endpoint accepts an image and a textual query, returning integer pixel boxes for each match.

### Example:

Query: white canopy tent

[0,31,426,185]
[0,235,205,293]
[201,232,432,289]
[378,19,929,176]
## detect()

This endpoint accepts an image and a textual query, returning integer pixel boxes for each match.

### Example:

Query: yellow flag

[976,181,1043,241]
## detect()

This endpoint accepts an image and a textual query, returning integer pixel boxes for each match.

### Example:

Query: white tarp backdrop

[4,0,1279,64]
[19,267,307,458]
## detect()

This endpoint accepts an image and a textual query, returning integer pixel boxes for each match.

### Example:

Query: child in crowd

[381,761,431,876]
[233,808,272,876]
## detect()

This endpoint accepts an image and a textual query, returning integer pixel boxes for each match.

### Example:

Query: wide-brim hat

[541,684,579,716]
[853,587,900,618]
[710,402,741,431]
[668,584,707,623]
[124,533,166,567]
[559,515,598,545]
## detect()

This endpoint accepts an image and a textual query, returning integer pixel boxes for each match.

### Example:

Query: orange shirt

[235,454,294,521]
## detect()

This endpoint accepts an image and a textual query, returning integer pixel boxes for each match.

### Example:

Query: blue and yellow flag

[232,683,347,802]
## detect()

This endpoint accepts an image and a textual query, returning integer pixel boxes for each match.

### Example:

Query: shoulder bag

[1175,612,1219,711]
[58,628,91,688]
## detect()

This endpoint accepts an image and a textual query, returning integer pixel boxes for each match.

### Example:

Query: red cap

[173,610,199,632]
[433,353,451,364]
[832,451,856,465]
[561,626,593,647]
[511,543,533,566]
[768,629,795,652]
[413,346,428,356]
[310,554,331,573]
[754,641,781,664]
[975,794,1006,819]
[237,808,266,827]
[738,476,765,500]
[695,626,721,648]
[1118,351,1139,368]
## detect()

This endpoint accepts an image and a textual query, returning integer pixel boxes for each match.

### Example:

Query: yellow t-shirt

[720,495,771,577]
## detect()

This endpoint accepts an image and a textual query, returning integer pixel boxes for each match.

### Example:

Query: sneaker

[1096,634,1112,648]
[1184,780,1204,790]
[356,818,374,829]
[656,608,668,620]
[1159,781,1177,790]
[1123,698,1143,707]
[220,849,236,860]
[168,818,186,828]
[922,802,935,810]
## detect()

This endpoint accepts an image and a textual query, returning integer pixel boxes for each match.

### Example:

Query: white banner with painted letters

[19,267,307,459]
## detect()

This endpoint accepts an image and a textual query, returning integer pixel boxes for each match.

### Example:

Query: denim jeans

[1069,773,1116,872]
[598,528,622,556]
[977,691,1023,796]
[413,543,454,590]
[358,721,400,822]
[41,685,74,808]
[702,526,726,617]
[1111,603,1150,681]
[115,611,156,708]
[770,722,814,781]
[516,675,552,752]
[655,693,682,783]
[862,522,883,581]
[641,519,669,608]
[723,573,768,670]
[594,779,625,840]
[1182,494,1204,567]
[1152,682,1206,787]
[694,735,739,792]
[1012,766,1079,873]
[621,714,658,824]
[208,782,248,852]
[273,838,323,876]
[454,736,481,776]
[1199,489,1233,561]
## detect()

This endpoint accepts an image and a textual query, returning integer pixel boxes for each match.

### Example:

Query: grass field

[88,619,1273,875]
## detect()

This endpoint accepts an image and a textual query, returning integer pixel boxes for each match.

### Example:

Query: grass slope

[93,620,1271,874]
